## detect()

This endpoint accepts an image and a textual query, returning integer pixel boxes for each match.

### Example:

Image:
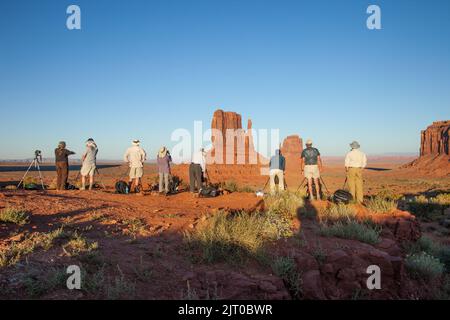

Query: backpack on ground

[332,189,353,204]
[199,185,220,198]
[115,181,130,194]
[168,176,181,194]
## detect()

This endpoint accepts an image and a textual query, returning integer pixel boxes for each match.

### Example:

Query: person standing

[80,138,98,191]
[189,148,206,193]
[123,139,147,193]
[300,139,323,201]
[54,141,75,191]
[157,146,172,195]
[345,141,367,204]
[269,149,286,194]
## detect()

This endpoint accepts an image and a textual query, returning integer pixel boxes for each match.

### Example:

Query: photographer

[156,146,172,195]
[55,141,75,191]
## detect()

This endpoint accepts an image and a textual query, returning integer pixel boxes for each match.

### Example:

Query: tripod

[17,155,45,190]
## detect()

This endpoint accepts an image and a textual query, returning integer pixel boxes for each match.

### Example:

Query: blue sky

[0,0,449,160]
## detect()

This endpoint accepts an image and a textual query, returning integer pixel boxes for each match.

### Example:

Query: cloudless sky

[1,0,449,160]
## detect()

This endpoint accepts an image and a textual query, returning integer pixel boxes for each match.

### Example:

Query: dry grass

[0,207,29,226]
[62,233,98,257]
[365,196,397,213]
[184,210,291,264]
[264,191,305,219]
[0,228,66,267]
[319,203,356,224]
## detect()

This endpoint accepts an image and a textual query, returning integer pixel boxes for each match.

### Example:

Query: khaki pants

[270,169,285,194]
[347,167,364,203]
[159,172,170,193]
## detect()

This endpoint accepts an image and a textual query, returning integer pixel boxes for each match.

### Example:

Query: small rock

[302,270,326,300]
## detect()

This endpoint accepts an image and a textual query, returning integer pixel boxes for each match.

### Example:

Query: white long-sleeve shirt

[191,150,206,172]
[124,145,147,168]
[345,149,367,168]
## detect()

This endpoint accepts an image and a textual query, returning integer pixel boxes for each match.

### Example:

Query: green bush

[0,207,29,225]
[403,236,450,272]
[319,220,381,245]
[272,256,301,298]
[405,252,445,280]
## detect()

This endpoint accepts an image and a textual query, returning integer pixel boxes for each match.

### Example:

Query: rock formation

[209,109,260,165]
[420,121,449,156]
[280,135,303,185]
[403,120,449,176]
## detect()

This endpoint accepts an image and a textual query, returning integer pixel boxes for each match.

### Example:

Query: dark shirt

[301,147,320,165]
[269,153,286,171]
[55,148,75,163]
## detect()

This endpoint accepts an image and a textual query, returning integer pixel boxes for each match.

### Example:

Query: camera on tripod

[34,150,42,162]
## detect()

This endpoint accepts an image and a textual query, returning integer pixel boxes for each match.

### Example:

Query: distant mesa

[403,120,450,176]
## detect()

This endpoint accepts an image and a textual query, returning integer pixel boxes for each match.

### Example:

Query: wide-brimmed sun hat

[350,141,360,149]
[158,146,167,158]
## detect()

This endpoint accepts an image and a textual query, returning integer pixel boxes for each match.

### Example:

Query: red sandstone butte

[420,121,449,156]
[209,109,260,165]
[403,120,450,176]
[281,135,303,171]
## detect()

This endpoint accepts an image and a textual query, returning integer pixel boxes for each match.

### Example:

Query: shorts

[304,165,320,179]
[80,164,96,177]
[129,167,144,179]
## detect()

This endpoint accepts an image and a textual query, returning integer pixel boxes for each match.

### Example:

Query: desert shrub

[376,189,402,201]
[319,203,356,223]
[272,256,302,298]
[404,237,450,273]
[22,267,67,297]
[107,266,136,300]
[261,211,293,239]
[238,185,256,193]
[185,211,290,264]
[365,196,397,213]
[0,228,66,267]
[62,233,98,257]
[311,243,327,265]
[222,180,238,193]
[405,252,445,280]
[319,220,381,245]
[406,196,443,221]
[0,207,29,225]
[121,218,148,239]
[265,191,305,219]
[431,193,450,206]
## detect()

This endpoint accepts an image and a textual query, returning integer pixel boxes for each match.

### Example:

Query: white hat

[132,139,140,145]
[306,139,313,145]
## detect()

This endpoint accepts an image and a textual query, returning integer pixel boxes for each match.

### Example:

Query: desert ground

[0,157,449,299]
